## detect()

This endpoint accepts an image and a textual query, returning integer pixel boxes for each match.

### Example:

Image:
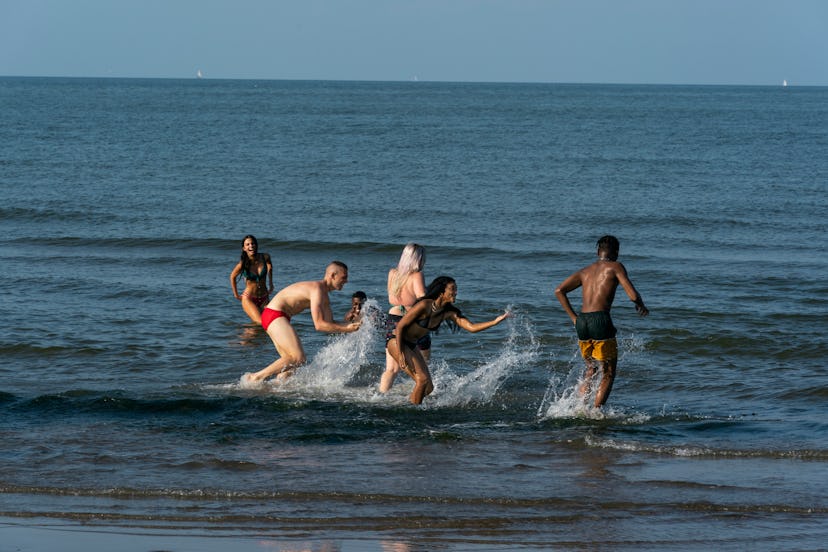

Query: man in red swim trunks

[554,236,649,407]
[242,261,361,384]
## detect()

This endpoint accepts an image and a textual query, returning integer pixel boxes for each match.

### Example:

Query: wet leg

[244,318,306,382]
[593,359,617,407]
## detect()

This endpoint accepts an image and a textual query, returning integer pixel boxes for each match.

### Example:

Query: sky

[1,0,827,85]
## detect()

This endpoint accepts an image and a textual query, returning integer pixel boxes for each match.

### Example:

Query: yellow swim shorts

[579,338,617,362]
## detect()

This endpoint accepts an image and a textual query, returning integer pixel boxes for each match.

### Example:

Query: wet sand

[1,519,371,552]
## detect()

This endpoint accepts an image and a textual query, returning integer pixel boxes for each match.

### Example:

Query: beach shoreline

[1,517,401,552]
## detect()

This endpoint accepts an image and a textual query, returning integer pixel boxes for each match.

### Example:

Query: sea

[0,77,826,551]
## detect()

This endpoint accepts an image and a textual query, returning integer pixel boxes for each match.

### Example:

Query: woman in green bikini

[229,235,273,325]
[387,276,511,405]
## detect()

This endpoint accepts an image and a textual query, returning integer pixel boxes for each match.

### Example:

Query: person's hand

[636,303,649,317]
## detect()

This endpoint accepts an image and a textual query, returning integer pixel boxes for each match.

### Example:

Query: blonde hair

[391,243,426,296]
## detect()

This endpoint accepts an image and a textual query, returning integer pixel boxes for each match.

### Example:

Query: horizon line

[0,74,815,88]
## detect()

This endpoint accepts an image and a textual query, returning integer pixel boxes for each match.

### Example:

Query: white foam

[430,310,539,408]
[222,304,540,408]
[238,372,261,390]
[282,298,383,396]
[584,434,713,456]
[536,333,652,421]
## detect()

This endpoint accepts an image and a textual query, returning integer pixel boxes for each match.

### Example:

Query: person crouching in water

[242,261,360,385]
[387,276,511,405]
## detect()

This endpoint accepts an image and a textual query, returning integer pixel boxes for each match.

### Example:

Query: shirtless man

[242,261,360,384]
[554,236,649,407]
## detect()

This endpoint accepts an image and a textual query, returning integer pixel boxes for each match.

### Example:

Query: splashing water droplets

[431,309,540,408]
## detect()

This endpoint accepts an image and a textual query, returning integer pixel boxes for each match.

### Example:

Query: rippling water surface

[1,77,827,550]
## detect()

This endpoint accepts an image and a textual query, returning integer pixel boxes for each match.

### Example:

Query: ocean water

[1,77,827,551]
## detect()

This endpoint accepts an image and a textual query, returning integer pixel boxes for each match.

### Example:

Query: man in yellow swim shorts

[554,236,649,407]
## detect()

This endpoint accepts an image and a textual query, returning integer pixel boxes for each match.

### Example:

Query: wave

[2,483,824,516]
[7,390,246,417]
[0,206,118,224]
[0,343,105,359]
[0,233,580,262]
[582,434,828,460]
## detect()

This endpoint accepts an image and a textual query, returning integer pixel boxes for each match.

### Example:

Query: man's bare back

[555,251,647,323]
[576,260,623,312]
[268,280,327,320]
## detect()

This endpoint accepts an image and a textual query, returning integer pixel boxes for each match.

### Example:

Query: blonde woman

[380,243,427,393]
[387,276,511,404]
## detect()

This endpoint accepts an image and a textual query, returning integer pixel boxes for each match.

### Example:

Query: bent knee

[413,373,431,386]
[285,352,306,366]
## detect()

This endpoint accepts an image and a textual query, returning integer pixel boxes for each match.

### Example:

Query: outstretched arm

[452,310,512,333]
[310,284,360,333]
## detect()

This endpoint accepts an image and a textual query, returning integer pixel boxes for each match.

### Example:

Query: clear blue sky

[2,0,826,85]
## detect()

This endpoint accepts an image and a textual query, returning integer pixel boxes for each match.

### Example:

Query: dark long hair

[239,235,258,278]
[415,276,461,333]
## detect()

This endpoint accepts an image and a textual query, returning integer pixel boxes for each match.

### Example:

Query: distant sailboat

[197,69,203,79]
[782,79,788,87]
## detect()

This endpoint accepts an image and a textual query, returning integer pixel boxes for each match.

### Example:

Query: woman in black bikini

[229,235,273,325]
[388,276,511,405]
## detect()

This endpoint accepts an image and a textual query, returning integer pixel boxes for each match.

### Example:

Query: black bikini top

[416,305,450,332]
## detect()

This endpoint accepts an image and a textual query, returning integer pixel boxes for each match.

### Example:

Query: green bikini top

[242,256,268,282]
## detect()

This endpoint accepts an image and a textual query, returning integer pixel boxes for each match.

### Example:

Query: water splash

[233,305,541,408]
[285,299,383,394]
[537,334,649,420]
[536,357,606,420]
[234,299,382,398]
[431,308,539,408]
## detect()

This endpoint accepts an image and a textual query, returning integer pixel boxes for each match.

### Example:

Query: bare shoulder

[307,279,327,295]
[281,279,317,298]
[581,262,604,278]
[608,260,628,275]
[405,298,431,318]
[444,307,463,321]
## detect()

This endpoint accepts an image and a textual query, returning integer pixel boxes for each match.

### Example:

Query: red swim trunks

[261,308,290,331]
